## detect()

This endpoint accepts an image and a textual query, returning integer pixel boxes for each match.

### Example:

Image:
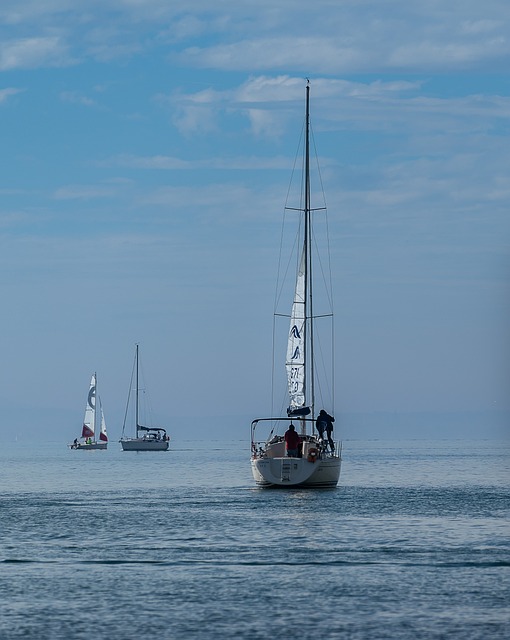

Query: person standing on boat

[284,424,301,457]
[316,410,327,440]
[317,409,335,451]
[325,411,335,452]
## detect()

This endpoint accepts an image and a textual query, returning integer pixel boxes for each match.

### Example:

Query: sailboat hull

[251,455,341,488]
[120,438,169,451]
[69,442,107,450]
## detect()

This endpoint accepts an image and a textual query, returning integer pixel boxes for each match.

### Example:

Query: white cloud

[1,1,509,72]
[0,36,72,70]
[83,26,143,62]
[163,75,510,140]
[105,154,192,169]
[139,183,252,210]
[60,91,97,107]
[182,37,367,73]
[0,87,24,103]
[54,185,117,200]
[460,19,502,35]
[0,210,33,228]
[172,104,219,135]
[103,152,298,171]
[388,39,509,68]
[181,30,510,74]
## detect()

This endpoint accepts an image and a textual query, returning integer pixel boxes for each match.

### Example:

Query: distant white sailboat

[69,373,108,450]
[250,82,342,487]
[120,344,170,451]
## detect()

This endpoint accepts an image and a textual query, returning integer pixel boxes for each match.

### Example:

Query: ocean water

[0,439,508,639]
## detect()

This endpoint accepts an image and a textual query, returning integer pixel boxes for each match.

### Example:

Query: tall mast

[135,344,139,436]
[304,81,315,418]
[93,372,97,439]
[285,82,321,426]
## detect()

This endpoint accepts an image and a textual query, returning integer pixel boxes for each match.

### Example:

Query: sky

[1,0,509,442]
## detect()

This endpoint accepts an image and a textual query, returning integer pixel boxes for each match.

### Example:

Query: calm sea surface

[0,438,508,639]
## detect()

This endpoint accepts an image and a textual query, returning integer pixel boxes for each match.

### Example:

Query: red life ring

[307,447,318,463]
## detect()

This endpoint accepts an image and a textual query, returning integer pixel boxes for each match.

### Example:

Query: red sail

[82,424,94,438]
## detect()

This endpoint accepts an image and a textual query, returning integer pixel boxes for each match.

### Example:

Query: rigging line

[274,214,302,313]
[138,356,160,429]
[286,206,326,212]
[310,122,327,209]
[312,317,334,411]
[275,312,332,319]
[272,221,301,415]
[278,383,288,421]
[331,306,335,414]
[271,313,276,415]
[138,353,146,426]
[311,231,334,312]
[272,333,288,420]
[121,351,137,436]
[274,205,287,313]
[309,120,336,414]
[310,122,335,314]
[283,117,305,211]
[275,116,306,312]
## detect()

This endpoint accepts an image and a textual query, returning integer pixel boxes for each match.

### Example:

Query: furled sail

[81,374,96,438]
[286,246,306,412]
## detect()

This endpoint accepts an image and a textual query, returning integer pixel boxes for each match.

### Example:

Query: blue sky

[1,1,509,441]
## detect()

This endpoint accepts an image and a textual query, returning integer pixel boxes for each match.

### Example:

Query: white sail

[81,374,96,438]
[99,401,108,442]
[286,245,306,412]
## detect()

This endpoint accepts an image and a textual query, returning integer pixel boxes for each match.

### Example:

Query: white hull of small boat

[69,441,107,450]
[120,438,169,451]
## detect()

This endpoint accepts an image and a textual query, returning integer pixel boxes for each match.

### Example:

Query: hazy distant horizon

[2,408,508,444]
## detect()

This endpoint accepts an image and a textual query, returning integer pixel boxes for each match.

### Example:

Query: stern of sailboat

[251,418,341,487]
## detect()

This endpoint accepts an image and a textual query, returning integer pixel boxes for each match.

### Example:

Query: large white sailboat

[120,344,169,451]
[251,82,342,487]
[69,373,108,450]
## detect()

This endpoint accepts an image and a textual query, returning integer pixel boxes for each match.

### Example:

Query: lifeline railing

[251,417,341,459]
